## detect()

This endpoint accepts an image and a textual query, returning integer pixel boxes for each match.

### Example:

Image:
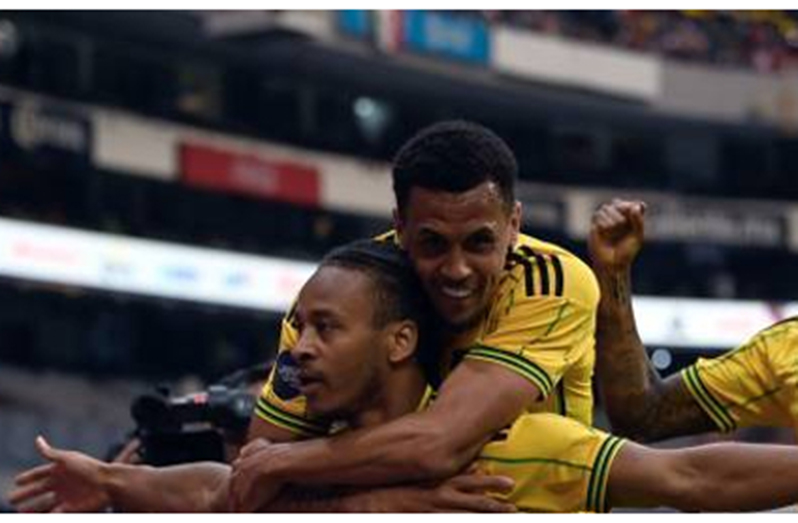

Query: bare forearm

[249,363,531,490]
[263,412,470,487]
[595,268,713,441]
[105,462,230,512]
[671,443,798,512]
[595,267,660,399]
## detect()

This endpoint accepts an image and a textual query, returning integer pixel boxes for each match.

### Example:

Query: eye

[315,319,338,338]
[465,232,496,253]
[417,234,447,256]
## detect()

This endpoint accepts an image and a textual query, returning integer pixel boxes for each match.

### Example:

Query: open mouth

[298,373,324,395]
[439,283,475,298]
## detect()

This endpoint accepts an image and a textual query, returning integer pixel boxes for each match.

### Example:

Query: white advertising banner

[632,296,791,350]
[0,217,795,348]
[0,217,315,312]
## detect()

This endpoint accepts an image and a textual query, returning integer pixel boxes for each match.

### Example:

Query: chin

[444,312,483,332]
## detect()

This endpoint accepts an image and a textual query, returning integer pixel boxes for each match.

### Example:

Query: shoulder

[745,316,798,366]
[504,234,599,309]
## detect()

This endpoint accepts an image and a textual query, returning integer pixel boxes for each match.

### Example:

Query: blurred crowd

[478,10,798,72]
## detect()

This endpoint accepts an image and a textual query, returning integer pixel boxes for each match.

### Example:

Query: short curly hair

[392,120,518,216]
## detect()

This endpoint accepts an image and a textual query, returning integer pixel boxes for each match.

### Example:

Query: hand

[7,436,111,513]
[588,199,646,272]
[111,438,142,465]
[229,438,283,512]
[355,471,516,513]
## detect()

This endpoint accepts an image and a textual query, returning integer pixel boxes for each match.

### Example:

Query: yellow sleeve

[478,413,625,513]
[464,249,599,399]
[681,319,798,433]
[255,308,330,437]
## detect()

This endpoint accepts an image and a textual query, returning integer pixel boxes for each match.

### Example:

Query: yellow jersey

[682,317,798,438]
[256,232,600,436]
[479,413,625,513]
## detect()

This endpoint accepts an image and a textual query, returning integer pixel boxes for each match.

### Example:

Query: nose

[290,330,318,363]
[440,248,472,282]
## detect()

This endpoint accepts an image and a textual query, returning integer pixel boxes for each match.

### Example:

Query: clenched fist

[588,199,646,272]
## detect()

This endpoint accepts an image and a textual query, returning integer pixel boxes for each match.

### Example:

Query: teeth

[441,287,471,299]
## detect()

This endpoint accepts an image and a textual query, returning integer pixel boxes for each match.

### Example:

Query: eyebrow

[417,225,497,239]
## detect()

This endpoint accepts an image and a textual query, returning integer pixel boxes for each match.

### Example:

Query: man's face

[396,181,521,331]
[290,266,388,421]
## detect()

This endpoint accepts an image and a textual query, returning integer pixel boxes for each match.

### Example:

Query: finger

[35,436,60,462]
[112,439,142,464]
[239,439,269,459]
[628,205,646,238]
[448,474,515,494]
[602,204,627,227]
[18,492,58,513]
[7,478,53,505]
[440,491,516,513]
[14,464,55,486]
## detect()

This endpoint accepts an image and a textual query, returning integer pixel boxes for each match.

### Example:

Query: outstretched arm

[8,436,514,513]
[230,360,538,511]
[589,199,714,441]
[8,436,230,513]
[609,440,798,512]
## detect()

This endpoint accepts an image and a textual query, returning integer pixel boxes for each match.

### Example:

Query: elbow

[604,390,672,443]
[660,456,713,512]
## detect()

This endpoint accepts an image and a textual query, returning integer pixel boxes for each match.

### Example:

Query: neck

[349,365,428,429]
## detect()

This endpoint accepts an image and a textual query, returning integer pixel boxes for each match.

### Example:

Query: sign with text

[180,142,320,206]
[7,100,91,160]
[401,11,489,65]
[0,217,316,312]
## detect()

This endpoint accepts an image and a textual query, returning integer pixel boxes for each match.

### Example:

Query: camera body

[131,384,255,466]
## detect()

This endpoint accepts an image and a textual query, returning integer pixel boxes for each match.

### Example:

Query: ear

[387,320,418,365]
[392,208,407,249]
[509,200,522,247]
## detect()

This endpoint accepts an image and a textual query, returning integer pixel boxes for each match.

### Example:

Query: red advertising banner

[180,143,320,206]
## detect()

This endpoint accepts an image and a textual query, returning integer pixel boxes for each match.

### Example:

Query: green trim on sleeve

[681,365,736,433]
[254,397,329,437]
[464,345,554,397]
[586,436,625,513]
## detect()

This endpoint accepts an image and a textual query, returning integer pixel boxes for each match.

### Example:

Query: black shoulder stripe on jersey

[517,246,565,297]
[508,252,535,297]
[531,252,550,295]
[550,254,564,297]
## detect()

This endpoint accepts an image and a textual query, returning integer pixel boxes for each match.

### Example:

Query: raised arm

[609,439,798,512]
[229,361,538,511]
[588,199,715,442]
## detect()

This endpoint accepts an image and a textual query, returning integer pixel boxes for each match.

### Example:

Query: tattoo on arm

[595,269,715,442]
